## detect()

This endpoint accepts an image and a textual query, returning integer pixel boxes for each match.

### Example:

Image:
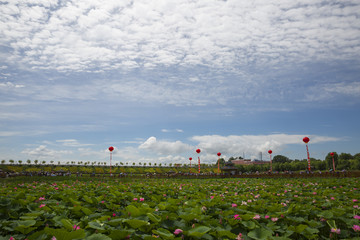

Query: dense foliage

[1,177,359,239]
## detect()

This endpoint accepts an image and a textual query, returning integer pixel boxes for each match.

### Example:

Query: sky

[1,0,360,165]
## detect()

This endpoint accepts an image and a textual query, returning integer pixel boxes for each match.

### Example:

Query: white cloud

[161,129,184,133]
[325,82,360,97]
[1,1,359,72]
[135,134,340,163]
[0,81,25,88]
[191,134,339,156]
[56,139,93,147]
[21,145,72,160]
[139,136,193,155]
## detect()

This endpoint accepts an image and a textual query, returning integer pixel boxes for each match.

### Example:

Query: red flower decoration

[303,137,310,144]
[330,152,334,156]
[189,157,192,160]
[217,152,221,157]
[196,149,201,154]
[268,150,272,154]
[109,146,114,152]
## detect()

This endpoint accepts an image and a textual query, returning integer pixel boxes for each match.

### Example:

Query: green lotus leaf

[125,205,141,217]
[44,227,86,240]
[85,233,112,240]
[147,213,161,223]
[124,219,149,229]
[60,219,74,231]
[188,226,211,237]
[88,221,106,230]
[108,229,134,240]
[247,227,273,240]
[152,228,175,239]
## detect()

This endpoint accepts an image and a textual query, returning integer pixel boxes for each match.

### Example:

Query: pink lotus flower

[133,198,138,201]
[234,214,241,220]
[253,214,261,220]
[51,237,57,240]
[39,204,46,208]
[236,233,244,240]
[174,229,183,235]
[353,225,360,232]
[331,228,340,234]
[9,237,15,240]
[39,197,45,201]
[140,198,144,202]
[271,217,278,222]
[73,225,80,230]
[353,199,358,202]
[265,215,270,219]
[112,213,116,217]
[354,215,360,220]
[232,203,237,207]
[210,196,214,199]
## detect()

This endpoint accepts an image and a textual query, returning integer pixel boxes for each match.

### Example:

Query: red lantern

[108,146,114,177]
[196,149,201,154]
[189,157,192,160]
[217,152,221,174]
[330,152,336,171]
[268,150,273,172]
[303,137,311,171]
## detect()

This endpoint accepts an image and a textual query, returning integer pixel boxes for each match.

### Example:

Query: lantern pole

[196,149,201,174]
[268,150,272,172]
[108,146,114,177]
[189,157,192,173]
[217,152,221,174]
[303,137,311,172]
[330,152,336,171]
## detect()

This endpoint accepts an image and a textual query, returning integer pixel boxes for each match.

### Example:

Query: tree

[325,152,338,170]
[339,153,353,161]
[27,159,31,165]
[18,160,22,165]
[50,160,54,165]
[272,155,290,163]
[1,160,6,164]
[41,161,46,165]
[34,159,39,165]
[9,159,14,164]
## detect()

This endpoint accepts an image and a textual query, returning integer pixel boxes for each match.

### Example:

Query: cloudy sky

[1,0,359,165]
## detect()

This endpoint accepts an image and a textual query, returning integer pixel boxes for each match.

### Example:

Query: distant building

[231,158,252,165]
[231,158,268,165]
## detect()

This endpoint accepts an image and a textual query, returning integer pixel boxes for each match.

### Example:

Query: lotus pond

[0,177,359,240]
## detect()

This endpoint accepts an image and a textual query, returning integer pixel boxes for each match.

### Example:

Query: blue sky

[1,0,359,165]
